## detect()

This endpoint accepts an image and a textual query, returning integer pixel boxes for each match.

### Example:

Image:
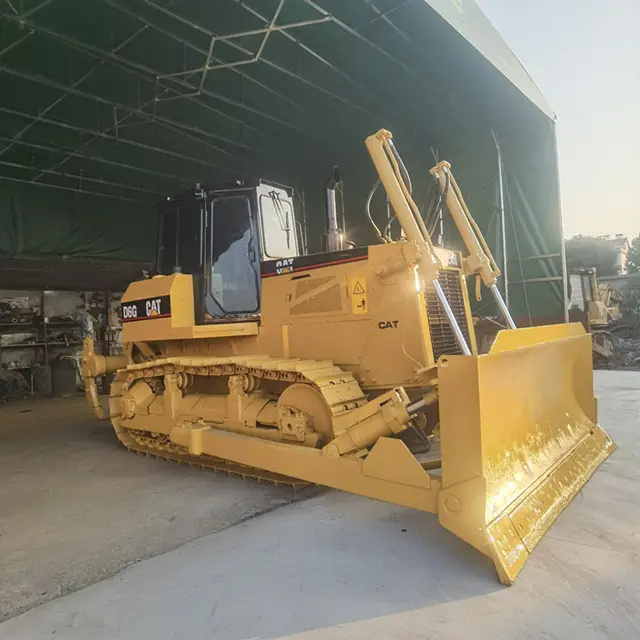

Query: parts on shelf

[1,290,121,386]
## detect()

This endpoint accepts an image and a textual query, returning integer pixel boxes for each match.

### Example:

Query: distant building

[599,234,630,274]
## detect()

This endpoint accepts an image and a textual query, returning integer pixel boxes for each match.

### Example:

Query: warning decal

[351,278,367,295]
[350,277,368,315]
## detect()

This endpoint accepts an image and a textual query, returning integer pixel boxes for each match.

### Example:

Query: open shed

[0,0,565,322]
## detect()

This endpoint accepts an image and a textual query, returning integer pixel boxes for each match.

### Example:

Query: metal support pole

[552,125,570,322]
[492,130,509,310]
[433,280,472,355]
[490,284,516,329]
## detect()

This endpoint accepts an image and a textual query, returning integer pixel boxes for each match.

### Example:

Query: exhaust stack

[324,165,343,252]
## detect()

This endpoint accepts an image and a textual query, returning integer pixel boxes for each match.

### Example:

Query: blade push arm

[430,161,516,328]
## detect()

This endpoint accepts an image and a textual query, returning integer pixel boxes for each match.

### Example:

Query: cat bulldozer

[569,268,632,362]
[82,129,615,584]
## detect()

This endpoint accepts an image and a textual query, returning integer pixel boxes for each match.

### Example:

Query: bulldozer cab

[569,269,609,329]
[569,269,596,311]
[158,181,300,322]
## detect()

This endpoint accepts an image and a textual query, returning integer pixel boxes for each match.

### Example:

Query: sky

[475,0,640,240]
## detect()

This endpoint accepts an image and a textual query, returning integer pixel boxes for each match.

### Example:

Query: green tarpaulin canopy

[0,0,565,320]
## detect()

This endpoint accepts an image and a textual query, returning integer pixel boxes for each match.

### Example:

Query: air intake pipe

[324,165,343,252]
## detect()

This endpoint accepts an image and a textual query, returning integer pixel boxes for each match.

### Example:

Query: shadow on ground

[0,396,296,621]
[1,491,504,639]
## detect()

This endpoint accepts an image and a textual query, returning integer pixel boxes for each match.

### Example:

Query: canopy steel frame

[0,25,150,160]
[0,0,419,168]
[0,158,163,196]
[0,174,148,204]
[114,0,393,124]
[0,106,242,177]
[0,9,309,146]
[0,135,187,185]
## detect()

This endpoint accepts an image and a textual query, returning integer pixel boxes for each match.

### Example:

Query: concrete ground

[0,396,296,621]
[1,372,639,639]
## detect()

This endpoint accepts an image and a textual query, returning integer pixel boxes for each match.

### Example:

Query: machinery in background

[598,281,624,321]
[569,268,634,362]
[82,129,615,585]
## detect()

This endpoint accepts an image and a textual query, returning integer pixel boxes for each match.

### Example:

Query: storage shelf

[45,321,79,327]
[0,323,37,329]
[0,321,79,329]
[1,343,45,348]
[1,291,109,374]
[1,341,82,348]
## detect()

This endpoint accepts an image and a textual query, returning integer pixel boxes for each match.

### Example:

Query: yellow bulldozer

[569,268,631,362]
[82,129,615,585]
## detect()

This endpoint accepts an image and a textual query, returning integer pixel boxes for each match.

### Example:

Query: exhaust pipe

[324,165,343,252]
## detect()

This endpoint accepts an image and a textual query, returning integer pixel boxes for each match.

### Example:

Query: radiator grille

[425,269,471,360]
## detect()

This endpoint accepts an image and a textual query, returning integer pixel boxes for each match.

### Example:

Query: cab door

[204,194,261,319]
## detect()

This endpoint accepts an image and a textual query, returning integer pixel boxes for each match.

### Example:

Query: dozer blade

[436,323,615,584]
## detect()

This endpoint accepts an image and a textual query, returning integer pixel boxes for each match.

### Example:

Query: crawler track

[109,355,368,488]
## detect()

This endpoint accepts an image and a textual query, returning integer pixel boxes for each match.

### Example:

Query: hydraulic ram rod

[431,161,516,330]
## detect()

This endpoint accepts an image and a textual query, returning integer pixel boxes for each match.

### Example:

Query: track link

[109,355,367,488]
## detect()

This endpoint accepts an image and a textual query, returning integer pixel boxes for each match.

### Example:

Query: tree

[627,235,640,274]
[565,235,618,277]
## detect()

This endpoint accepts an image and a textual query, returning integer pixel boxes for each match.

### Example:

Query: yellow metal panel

[122,273,258,341]
[192,429,440,513]
[122,275,174,302]
[122,317,172,343]
[123,273,195,328]
[490,322,585,353]
[437,326,615,584]
[190,323,259,338]
[123,274,193,342]
[282,324,290,358]
[362,438,435,489]
[507,425,612,553]
[125,319,259,342]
